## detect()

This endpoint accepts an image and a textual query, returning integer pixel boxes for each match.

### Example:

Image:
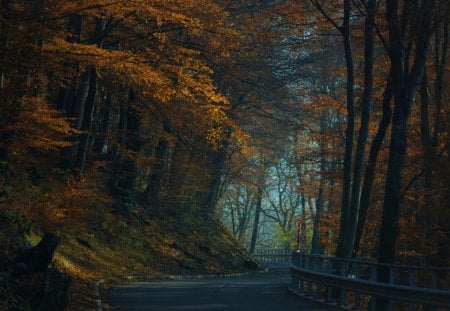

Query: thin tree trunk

[432,17,448,147]
[312,117,327,254]
[147,136,169,212]
[206,143,228,215]
[75,67,98,173]
[250,174,264,254]
[110,103,128,194]
[335,0,355,261]
[343,0,376,260]
[73,71,91,129]
[58,14,83,114]
[420,69,434,203]
[311,186,323,253]
[300,194,307,250]
[94,92,113,155]
[74,18,107,173]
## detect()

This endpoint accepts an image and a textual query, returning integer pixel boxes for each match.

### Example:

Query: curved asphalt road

[108,262,337,311]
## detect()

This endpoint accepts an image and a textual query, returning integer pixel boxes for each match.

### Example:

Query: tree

[378,0,435,272]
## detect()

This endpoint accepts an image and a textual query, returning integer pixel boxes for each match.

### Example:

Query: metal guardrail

[289,252,450,310]
[253,249,292,262]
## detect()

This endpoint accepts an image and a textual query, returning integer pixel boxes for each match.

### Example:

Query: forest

[0,0,448,309]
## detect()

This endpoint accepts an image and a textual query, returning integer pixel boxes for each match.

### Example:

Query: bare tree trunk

[58,14,83,114]
[300,194,307,250]
[74,18,107,173]
[353,79,393,256]
[250,174,265,254]
[311,117,327,254]
[75,67,98,173]
[147,135,169,212]
[206,142,228,215]
[420,69,435,203]
[311,186,323,253]
[94,92,113,155]
[343,0,376,260]
[334,0,355,261]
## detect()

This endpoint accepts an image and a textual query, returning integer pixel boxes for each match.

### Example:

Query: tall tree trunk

[432,15,448,147]
[74,18,107,173]
[111,104,128,189]
[75,67,98,173]
[300,194,307,250]
[434,9,449,266]
[343,0,376,260]
[353,79,393,256]
[57,14,82,113]
[237,187,250,241]
[311,186,323,253]
[206,142,228,215]
[94,92,113,155]
[111,91,141,208]
[147,135,169,212]
[250,174,265,254]
[335,0,355,260]
[378,0,434,289]
[419,69,434,203]
[311,116,327,254]
[72,70,91,129]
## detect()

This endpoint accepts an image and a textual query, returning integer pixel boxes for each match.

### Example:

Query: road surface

[108,262,337,310]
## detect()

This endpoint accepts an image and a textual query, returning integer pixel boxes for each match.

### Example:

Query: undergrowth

[0,162,259,310]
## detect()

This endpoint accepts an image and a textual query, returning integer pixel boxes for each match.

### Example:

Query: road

[108,262,337,310]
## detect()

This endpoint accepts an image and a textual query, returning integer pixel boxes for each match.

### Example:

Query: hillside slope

[0,169,260,310]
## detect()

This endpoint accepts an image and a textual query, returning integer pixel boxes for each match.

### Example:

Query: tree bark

[353,79,393,256]
[94,92,113,155]
[342,0,376,260]
[250,174,265,254]
[147,136,169,212]
[311,116,327,254]
[378,0,434,288]
[206,142,228,215]
[74,18,107,173]
[335,0,355,261]
[75,67,98,173]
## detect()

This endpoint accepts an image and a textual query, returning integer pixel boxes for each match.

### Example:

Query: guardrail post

[369,264,377,311]
[409,268,416,287]
[299,279,304,294]
[387,265,395,311]
[315,283,323,300]
[318,256,323,272]
[371,264,377,281]
[370,298,376,311]
[431,270,438,289]
[325,286,334,303]
[408,267,416,311]
[389,266,395,284]
[305,281,313,296]
[335,258,348,307]
[352,262,362,309]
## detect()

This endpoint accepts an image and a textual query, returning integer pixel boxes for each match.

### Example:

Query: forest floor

[1,205,260,310]
[62,211,260,310]
[0,164,260,310]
